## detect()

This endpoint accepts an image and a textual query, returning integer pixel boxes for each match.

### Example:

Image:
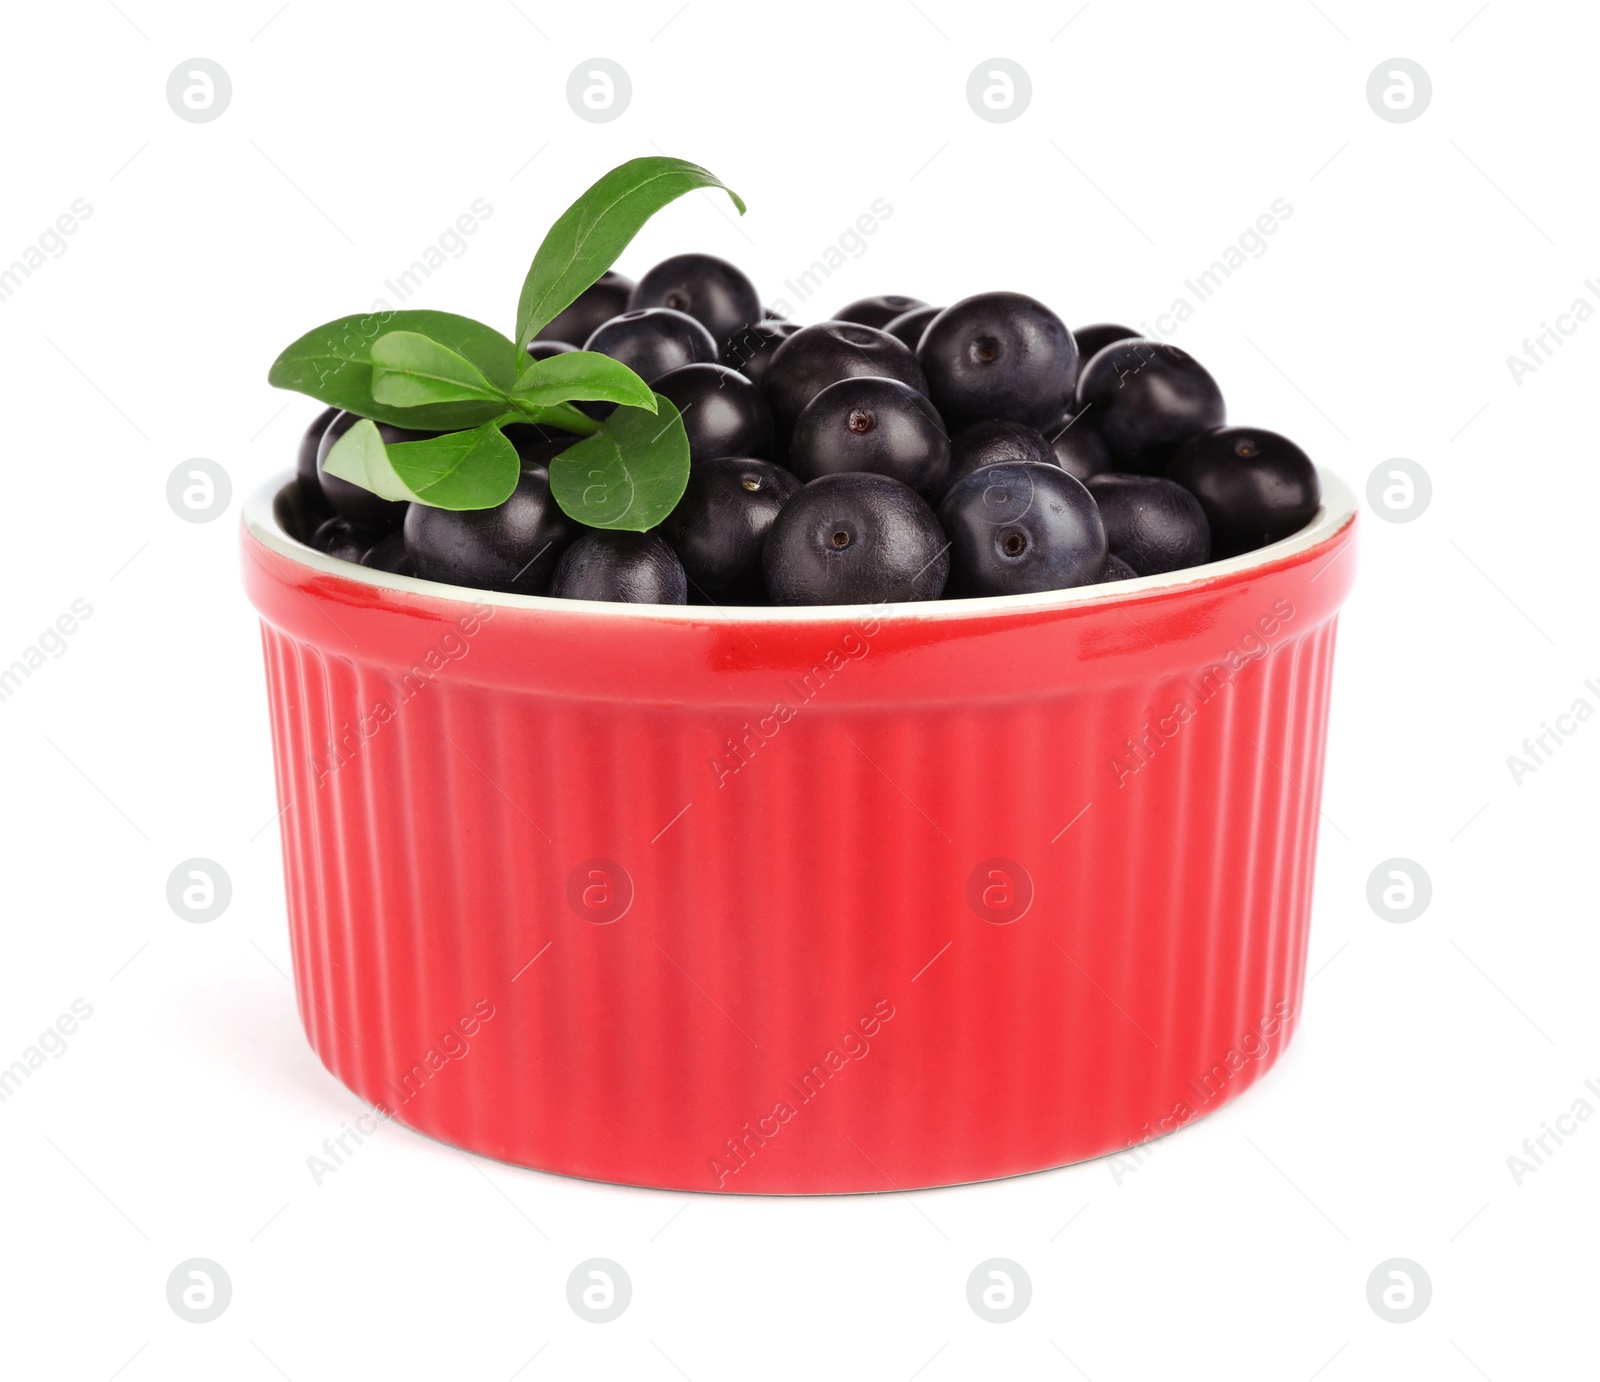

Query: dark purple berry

[297,406,339,518]
[724,319,801,389]
[938,462,1106,597]
[1039,408,1113,482]
[310,516,372,564]
[526,340,578,362]
[1073,323,1139,363]
[883,304,942,352]
[834,294,927,330]
[359,532,414,575]
[918,291,1079,430]
[585,307,718,384]
[654,363,774,462]
[660,458,801,603]
[1086,474,1211,575]
[550,531,688,604]
[1100,554,1139,583]
[763,472,948,605]
[404,465,578,595]
[788,376,949,499]
[630,253,762,344]
[542,270,634,347]
[762,321,927,439]
[1167,426,1320,558]
[1075,339,1224,474]
[947,420,1056,491]
[501,422,582,469]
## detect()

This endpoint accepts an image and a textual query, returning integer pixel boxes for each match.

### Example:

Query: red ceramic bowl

[242,469,1357,1193]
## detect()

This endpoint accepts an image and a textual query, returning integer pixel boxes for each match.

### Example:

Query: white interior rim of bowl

[244,467,1358,623]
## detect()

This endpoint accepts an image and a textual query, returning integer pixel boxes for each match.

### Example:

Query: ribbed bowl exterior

[243,482,1355,1193]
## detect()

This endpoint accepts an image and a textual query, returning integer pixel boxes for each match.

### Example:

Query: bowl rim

[243,466,1358,624]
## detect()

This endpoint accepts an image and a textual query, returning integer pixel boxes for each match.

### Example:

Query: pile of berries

[295,255,1321,605]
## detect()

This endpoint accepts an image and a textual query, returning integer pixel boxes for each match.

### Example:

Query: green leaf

[370,331,507,408]
[547,394,691,531]
[268,310,517,429]
[515,157,744,354]
[510,351,658,412]
[322,419,520,511]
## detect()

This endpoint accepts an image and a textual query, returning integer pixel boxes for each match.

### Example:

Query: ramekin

[241,469,1357,1193]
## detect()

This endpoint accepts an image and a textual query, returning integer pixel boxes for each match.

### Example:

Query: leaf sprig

[266,157,744,530]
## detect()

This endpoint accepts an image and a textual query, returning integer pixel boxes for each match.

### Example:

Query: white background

[1,0,1595,1377]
